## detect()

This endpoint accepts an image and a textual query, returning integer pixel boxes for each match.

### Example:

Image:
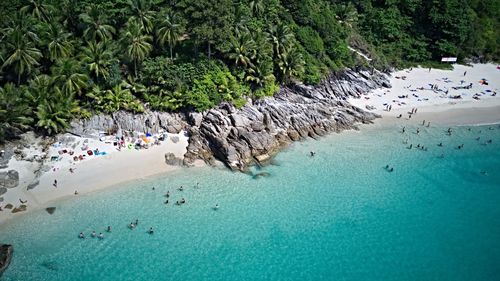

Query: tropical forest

[1,0,499,141]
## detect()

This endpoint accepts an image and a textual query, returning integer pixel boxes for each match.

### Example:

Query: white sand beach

[349,63,500,124]
[0,131,196,224]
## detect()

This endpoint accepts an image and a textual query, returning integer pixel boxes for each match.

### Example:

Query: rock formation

[0,244,13,277]
[68,68,389,171]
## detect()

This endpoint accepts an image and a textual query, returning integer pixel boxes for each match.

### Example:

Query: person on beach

[69,168,74,173]
[402,127,406,133]
[397,114,402,118]
[310,151,316,157]
[422,120,426,126]
[427,122,430,127]
[464,71,467,76]
[416,128,420,135]
[429,67,431,72]
[74,190,78,195]
[53,179,58,187]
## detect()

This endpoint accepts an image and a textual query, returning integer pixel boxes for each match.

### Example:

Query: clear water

[1,122,499,281]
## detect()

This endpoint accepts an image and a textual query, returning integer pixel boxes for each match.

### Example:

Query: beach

[0,131,197,224]
[349,63,500,124]
[1,63,499,225]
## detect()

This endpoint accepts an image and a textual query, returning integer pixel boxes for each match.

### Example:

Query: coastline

[0,132,203,225]
[1,63,499,225]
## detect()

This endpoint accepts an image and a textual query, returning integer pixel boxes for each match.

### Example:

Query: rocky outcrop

[183,69,389,170]
[68,112,188,137]
[0,244,13,277]
[68,68,389,171]
[164,153,183,166]
[0,170,19,189]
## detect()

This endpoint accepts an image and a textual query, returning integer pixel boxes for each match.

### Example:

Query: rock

[170,136,179,143]
[0,244,13,277]
[184,68,388,170]
[4,204,13,209]
[46,207,56,214]
[11,205,27,213]
[164,153,183,166]
[0,188,6,196]
[27,180,39,190]
[0,170,19,189]
[252,172,271,179]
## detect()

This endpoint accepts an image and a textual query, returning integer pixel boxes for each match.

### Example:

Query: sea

[1,120,499,281]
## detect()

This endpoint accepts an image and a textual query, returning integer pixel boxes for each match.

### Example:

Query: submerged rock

[252,172,271,179]
[0,244,13,277]
[46,207,56,214]
[164,153,183,166]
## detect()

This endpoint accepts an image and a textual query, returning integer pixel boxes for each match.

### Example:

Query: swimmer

[416,128,420,135]
[74,190,78,195]
[181,198,186,204]
[164,199,169,204]
[129,223,136,229]
[402,127,406,133]
[107,226,112,232]
[409,144,413,149]
[148,227,154,234]
[152,187,155,191]
[98,233,104,239]
[480,171,488,176]
[91,231,97,237]
[389,167,394,172]
[385,165,389,169]
[165,191,170,198]
[213,204,219,210]
[178,186,184,191]
[310,151,316,157]
[79,232,85,239]
[438,142,442,147]
[476,137,480,141]
[487,139,492,144]
[135,219,139,225]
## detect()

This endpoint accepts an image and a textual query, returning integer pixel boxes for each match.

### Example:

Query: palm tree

[277,49,305,84]
[79,4,116,42]
[2,29,43,85]
[245,60,274,89]
[36,86,75,135]
[227,29,256,68]
[0,83,33,141]
[20,0,54,22]
[156,10,183,60]
[266,23,294,59]
[129,0,156,34]
[249,0,265,16]
[81,41,115,80]
[51,58,88,96]
[45,23,73,61]
[121,20,152,78]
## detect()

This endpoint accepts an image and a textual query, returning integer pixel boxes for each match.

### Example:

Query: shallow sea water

[1,122,499,281]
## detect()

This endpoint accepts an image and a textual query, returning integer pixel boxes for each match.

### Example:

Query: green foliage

[0,0,498,141]
[0,83,33,141]
[87,84,144,114]
[187,68,249,111]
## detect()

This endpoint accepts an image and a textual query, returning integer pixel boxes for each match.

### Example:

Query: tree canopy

[0,0,498,141]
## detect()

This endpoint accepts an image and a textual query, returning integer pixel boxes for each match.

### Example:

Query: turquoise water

[1,121,499,281]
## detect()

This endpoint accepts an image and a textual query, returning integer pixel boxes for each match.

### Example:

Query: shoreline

[1,63,499,226]
[0,131,203,225]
